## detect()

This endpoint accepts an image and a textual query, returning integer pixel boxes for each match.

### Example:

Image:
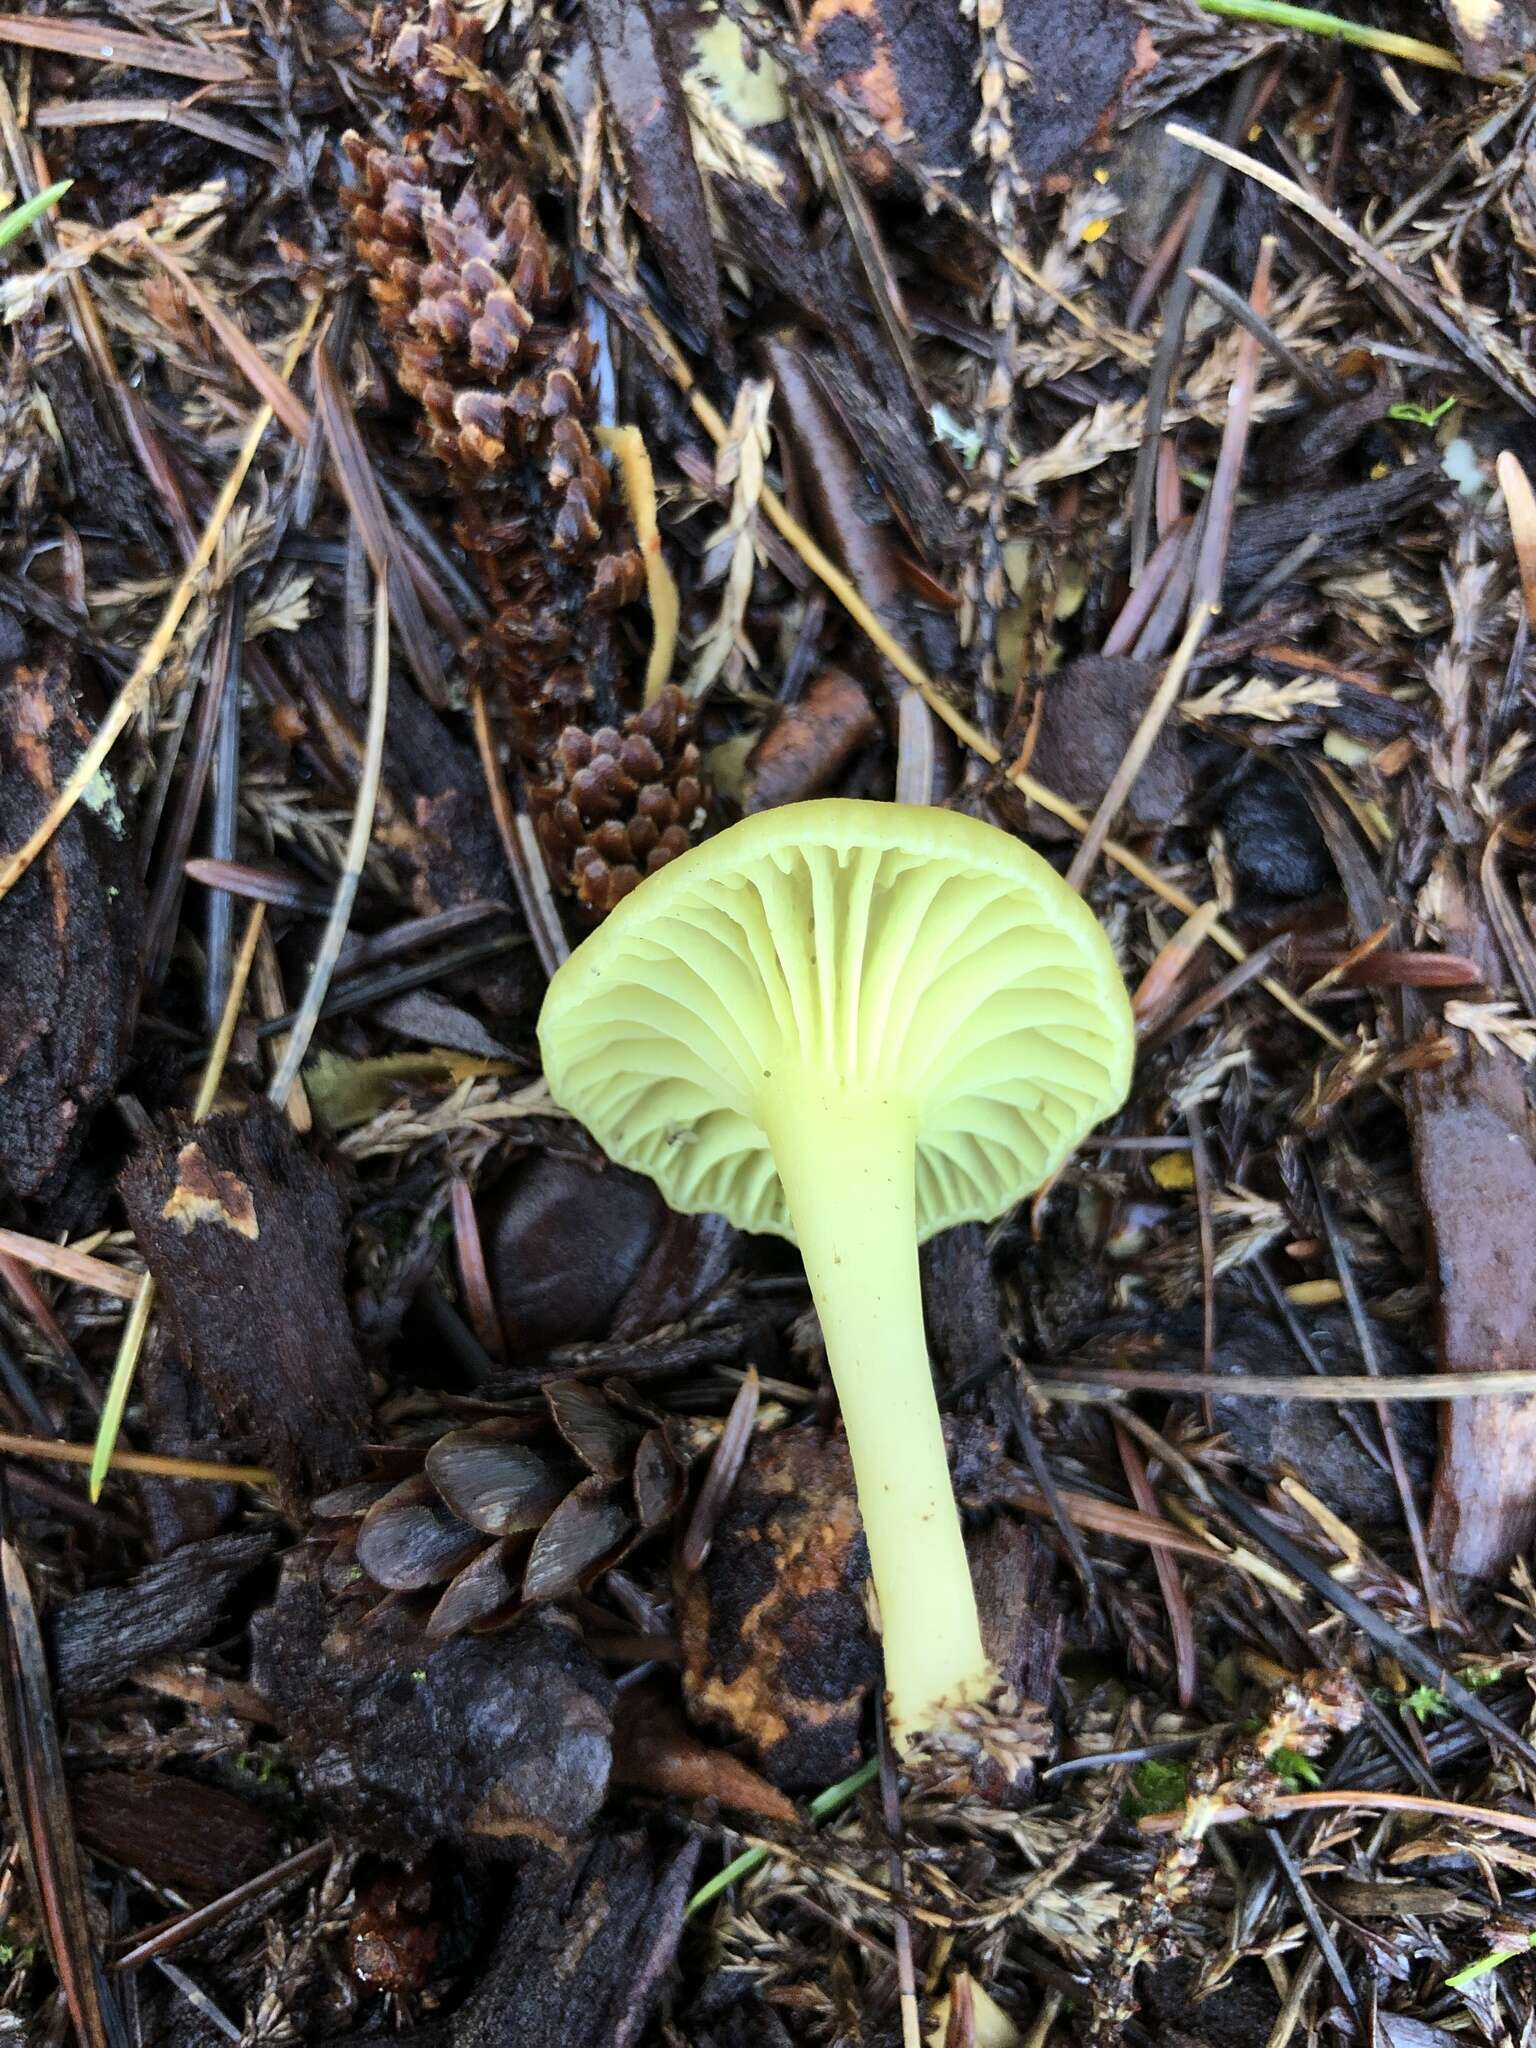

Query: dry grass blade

[1038,1365,1536,1401]
[0,1228,142,1300]
[0,1534,112,2048]
[1497,451,1536,628]
[0,13,248,81]
[596,425,679,701]
[469,681,569,978]
[1168,123,1536,416]
[312,340,449,707]
[0,296,319,903]
[267,581,390,1106]
[1007,1480,1260,1571]
[0,1434,273,1486]
[1141,1786,1536,1842]
[33,98,285,166]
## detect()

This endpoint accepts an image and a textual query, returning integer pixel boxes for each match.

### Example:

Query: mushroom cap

[538,800,1134,1244]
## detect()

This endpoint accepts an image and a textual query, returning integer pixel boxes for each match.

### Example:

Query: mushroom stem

[761,1080,1000,1750]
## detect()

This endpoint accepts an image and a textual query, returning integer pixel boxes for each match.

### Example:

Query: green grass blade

[89,1278,155,1500]
[683,1757,879,1921]
[1195,0,1467,72]
[0,179,71,255]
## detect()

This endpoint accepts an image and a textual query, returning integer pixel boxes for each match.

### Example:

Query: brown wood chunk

[675,1424,880,1789]
[120,1105,368,1506]
[743,671,879,814]
[72,1773,282,1903]
[0,634,141,1203]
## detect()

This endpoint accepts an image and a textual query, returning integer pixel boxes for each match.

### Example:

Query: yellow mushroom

[538,799,1133,1753]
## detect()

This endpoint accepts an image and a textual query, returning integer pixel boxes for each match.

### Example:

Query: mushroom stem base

[760,1080,999,1752]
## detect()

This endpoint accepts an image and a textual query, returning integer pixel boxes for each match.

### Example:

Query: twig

[878,1703,923,2048]
[114,1842,334,1971]
[1141,1785,1536,1840]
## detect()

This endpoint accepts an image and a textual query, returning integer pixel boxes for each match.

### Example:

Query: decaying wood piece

[119,1105,368,1506]
[251,1546,614,1853]
[0,626,140,1204]
[337,1829,699,2048]
[1409,1034,1536,1578]
[48,1530,275,1705]
[588,0,728,356]
[675,1422,881,1789]
[72,1771,283,1902]
[742,669,878,812]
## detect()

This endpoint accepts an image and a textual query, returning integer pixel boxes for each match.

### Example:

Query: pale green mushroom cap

[538,799,1135,1241]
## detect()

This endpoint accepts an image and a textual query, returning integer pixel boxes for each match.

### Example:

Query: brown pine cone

[340,3,647,779]
[341,3,706,903]
[536,687,706,913]
[318,1379,689,1640]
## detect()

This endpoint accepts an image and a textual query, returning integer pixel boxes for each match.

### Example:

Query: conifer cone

[340,2,709,906]
[339,6,641,722]
[537,687,706,913]
[314,1379,689,1641]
